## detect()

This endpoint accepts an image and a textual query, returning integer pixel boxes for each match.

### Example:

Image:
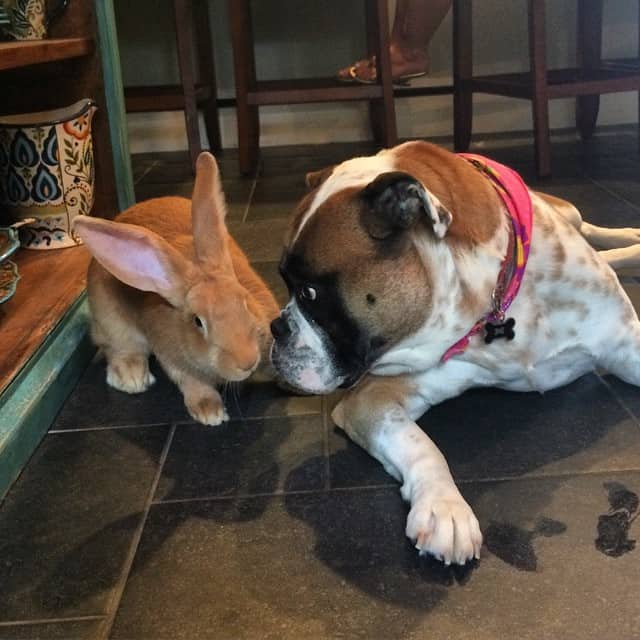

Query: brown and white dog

[270,140,640,565]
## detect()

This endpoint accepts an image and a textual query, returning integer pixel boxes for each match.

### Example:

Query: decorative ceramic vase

[2,0,69,41]
[0,98,97,250]
[0,222,22,303]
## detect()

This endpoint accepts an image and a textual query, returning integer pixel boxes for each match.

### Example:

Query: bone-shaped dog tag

[484,317,516,344]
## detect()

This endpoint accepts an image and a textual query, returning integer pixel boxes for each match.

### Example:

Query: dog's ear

[360,171,452,240]
[305,165,335,190]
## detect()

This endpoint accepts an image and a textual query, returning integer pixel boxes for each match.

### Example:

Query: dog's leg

[581,222,640,250]
[534,191,640,250]
[597,246,640,270]
[598,322,640,387]
[331,374,482,565]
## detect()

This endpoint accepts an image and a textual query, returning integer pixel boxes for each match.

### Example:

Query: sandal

[336,56,427,86]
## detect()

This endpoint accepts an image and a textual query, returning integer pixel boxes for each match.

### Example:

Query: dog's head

[270,143,500,394]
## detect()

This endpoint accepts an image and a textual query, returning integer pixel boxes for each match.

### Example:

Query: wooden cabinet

[0,1,133,497]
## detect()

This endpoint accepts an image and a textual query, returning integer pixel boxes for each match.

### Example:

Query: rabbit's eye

[193,315,206,333]
[298,285,317,302]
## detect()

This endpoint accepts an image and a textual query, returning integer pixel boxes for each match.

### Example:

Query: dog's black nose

[270,316,291,340]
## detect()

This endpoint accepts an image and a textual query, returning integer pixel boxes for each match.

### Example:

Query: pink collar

[441,154,533,362]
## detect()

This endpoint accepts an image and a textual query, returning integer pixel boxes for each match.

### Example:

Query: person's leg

[390,0,451,76]
[337,0,452,83]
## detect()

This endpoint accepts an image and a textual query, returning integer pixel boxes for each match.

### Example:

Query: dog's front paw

[184,392,229,426]
[406,491,482,565]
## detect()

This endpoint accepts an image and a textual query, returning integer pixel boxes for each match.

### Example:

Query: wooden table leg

[195,0,221,153]
[229,0,260,175]
[453,0,473,152]
[367,0,397,148]
[576,0,603,140]
[174,0,201,172]
[529,0,552,178]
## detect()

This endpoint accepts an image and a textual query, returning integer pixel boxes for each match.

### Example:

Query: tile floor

[2,129,640,639]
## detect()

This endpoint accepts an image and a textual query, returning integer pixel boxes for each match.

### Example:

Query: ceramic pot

[0,98,97,250]
[2,0,69,41]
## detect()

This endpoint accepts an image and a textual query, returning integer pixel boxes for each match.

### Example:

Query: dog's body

[270,141,640,565]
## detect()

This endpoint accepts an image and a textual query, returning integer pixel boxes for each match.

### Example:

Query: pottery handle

[47,0,69,26]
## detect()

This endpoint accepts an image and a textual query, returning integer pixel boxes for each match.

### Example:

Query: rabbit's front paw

[185,390,229,426]
[106,355,156,394]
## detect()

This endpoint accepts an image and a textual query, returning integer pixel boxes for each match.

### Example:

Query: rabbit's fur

[74,153,280,425]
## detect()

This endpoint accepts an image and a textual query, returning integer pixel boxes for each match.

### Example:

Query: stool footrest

[124,84,213,113]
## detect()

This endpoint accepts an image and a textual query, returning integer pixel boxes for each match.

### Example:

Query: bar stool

[453,0,640,177]
[124,0,221,172]
[228,0,397,175]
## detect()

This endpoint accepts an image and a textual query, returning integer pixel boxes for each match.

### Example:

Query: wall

[114,0,639,153]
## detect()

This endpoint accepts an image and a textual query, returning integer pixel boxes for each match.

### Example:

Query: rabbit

[73,152,280,426]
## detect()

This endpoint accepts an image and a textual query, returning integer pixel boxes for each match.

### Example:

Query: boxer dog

[270,141,640,565]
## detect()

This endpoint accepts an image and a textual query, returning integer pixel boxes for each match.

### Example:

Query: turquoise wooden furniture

[0,0,134,499]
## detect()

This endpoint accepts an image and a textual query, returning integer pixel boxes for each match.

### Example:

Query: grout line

[455,466,640,486]
[48,409,323,434]
[241,169,259,223]
[49,422,172,434]
[133,159,159,187]
[98,424,177,640]
[172,410,323,427]
[149,465,640,508]
[589,176,640,214]
[321,395,331,491]
[0,615,105,628]
[595,372,640,432]
[151,483,399,506]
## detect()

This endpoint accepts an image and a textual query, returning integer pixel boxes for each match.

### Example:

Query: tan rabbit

[73,152,280,426]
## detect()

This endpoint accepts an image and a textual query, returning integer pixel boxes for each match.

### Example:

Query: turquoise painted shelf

[0,0,134,499]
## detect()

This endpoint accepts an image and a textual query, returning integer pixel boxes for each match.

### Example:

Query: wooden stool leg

[194,0,221,153]
[365,1,382,144]
[174,0,201,172]
[576,0,603,140]
[367,0,397,148]
[529,0,552,178]
[229,0,260,175]
[453,0,473,151]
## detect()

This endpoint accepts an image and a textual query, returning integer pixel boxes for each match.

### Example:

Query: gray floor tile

[593,172,640,210]
[0,619,103,639]
[602,374,640,425]
[53,357,314,431]
[154,414,326,502]
[535,179,640,229]
[227,218,289,263]
[252,261,289,307]
[0,427,168,621]
[246,175,308,221]
[19,134,640,638]
[111,472,640,640]
[133,179,248,220]
[134,180,194,202]
[225,378,321,421]
[52,357,188,429]
[330,374,640,487]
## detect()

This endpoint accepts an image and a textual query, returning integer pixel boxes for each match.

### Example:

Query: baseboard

[0,294,96,501]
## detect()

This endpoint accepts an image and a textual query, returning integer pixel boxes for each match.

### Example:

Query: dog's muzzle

[269,302,345,394]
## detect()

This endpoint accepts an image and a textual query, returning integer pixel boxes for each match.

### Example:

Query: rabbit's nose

[271,315,291,340]
[235,348,260,373]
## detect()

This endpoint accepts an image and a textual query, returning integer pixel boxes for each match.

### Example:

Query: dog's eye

[193,315,206,334]
[298,285,317,302]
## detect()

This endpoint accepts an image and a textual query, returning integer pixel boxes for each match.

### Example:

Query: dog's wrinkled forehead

[290,153,396,247]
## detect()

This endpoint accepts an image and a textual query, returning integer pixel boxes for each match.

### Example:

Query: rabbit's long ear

[191,152,234,270]
[74,216,192,307]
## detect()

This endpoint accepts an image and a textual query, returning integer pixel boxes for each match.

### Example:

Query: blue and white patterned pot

[0,98,97,249]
